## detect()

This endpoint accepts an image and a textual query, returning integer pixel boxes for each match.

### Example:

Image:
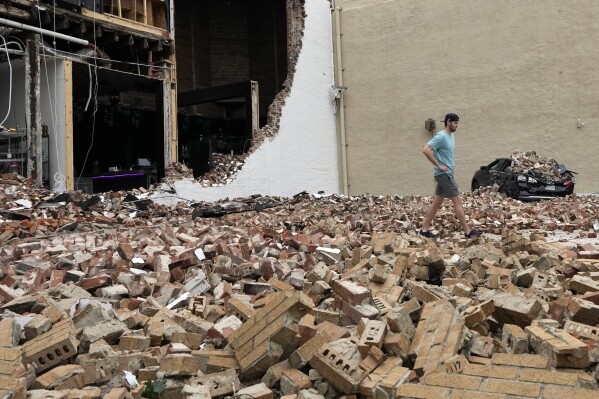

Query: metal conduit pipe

[333,7,349,196]
[0,17,89,46]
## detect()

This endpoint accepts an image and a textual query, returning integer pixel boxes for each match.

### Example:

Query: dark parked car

[472,158,576,200]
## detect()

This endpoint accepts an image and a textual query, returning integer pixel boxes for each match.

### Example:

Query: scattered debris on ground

[1,172,599,398]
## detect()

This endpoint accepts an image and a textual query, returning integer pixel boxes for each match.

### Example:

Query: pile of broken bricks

[507,151,572,183]
[198,153,248,187]
[1,175,599,398]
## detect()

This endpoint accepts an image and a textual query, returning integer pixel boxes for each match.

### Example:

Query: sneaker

[419,230,433,238]
[465,229,482,238]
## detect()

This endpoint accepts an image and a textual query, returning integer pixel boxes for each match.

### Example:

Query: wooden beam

[25,33,42,185]
[0,4,31,19]
[81,7,166,37]
[64,59,74,191]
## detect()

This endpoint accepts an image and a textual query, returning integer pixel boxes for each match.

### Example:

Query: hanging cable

[0,35,13,126]
[77,9,100,187]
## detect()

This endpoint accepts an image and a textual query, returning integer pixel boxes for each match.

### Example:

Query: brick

[490,292,542,328]
[396,384,450,399]
[359,345,385,373]
[187,369,240,397]
[462,364,518,380]
[237,383,273,399]
[281,369,312,395]
[422,373,482,390]
[386,309,415,338]
[332,280,370,305]
[383,332,411,359]
[491,353,549,369]
[32,364,85,390]
[481,378,542,397]
[542,386,599,399]
[564,319,599,340]
[517,368,579,386]
[358,319,386,357]
[119,335,151,352]
[290,333,328,369]
[23,318,78,374]
[525,326,589,368]
[104,387,133,399]
[262,360,292,388]
[309,339,366,394]
[0,319,21,347]
[566,298,599,325]
[225,297,255,322]
[159,354,201,377]
[449,392,507,399]
[501,324,529,354]
[359,356,403,396]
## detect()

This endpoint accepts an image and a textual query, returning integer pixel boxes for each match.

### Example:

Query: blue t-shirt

[427,130,455,176]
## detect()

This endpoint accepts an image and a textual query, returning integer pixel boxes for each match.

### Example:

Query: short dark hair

[443,113,459,126]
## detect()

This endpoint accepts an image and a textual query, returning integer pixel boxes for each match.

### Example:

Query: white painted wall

[156,0,339,204]
[0,57,66,189]
[40,58,67,192]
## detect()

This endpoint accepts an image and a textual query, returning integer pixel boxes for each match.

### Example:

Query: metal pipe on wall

[333,7,349,196]
[0,17,89,46]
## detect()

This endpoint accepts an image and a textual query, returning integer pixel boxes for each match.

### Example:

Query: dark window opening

[175,0,288,178]
[72,62,164,193]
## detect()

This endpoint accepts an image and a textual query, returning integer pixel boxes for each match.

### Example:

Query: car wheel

[471,179,480,192]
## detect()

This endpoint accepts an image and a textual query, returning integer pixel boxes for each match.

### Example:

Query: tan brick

[280,369,312,395]
[119,335,151,352]
[309,341,366,394]
[226,297,255,322]
[358,319,386,357]
[481,378,542,397]
[23,318,78,374]
[463,364,518,380]
[159,354,201,377]
[491,353,549,369]
[32,364,85,390]
[289,333,328,369]
[422,373,482,390]
[237,383,273,399]
[542,385,599,399]
[502,323,529,354]
[518,368,579,386]
[449,392,507,399]
[396,384,450,399]
[188,369,240,397]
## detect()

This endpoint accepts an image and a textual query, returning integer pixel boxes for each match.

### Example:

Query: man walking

[419,113,481,238]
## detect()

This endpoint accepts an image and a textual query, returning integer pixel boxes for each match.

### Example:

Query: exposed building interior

[71,63,164,193]
[175,0,290,177]
[0,0,174,192]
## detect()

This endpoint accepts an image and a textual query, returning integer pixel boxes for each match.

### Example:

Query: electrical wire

[0,35,13,126]
[76,9,100,189]
[46,48,169,71]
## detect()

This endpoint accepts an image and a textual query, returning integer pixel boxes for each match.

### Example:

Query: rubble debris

[0,173,599,397]
[508,151,573,183]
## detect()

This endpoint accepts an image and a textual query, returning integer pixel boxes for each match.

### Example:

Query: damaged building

[0,0,176,193]
[0,0,340,198]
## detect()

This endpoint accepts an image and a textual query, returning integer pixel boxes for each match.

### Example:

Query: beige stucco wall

[335,0,599,195]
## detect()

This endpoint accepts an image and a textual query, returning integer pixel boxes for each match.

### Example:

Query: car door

[491,159,511,188]
[480,159,503,187]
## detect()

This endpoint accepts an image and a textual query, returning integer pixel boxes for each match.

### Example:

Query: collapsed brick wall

[196,0,307,187]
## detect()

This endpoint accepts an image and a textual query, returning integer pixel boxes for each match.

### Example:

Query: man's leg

[450,195,470,233]
[422,195,445,231]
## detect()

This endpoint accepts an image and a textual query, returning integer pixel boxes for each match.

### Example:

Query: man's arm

[422,144,448,172]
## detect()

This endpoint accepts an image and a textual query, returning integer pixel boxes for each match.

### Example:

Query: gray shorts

[434,173,459,198]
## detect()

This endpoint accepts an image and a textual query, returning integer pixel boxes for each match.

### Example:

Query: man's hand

[438,164,448,172]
